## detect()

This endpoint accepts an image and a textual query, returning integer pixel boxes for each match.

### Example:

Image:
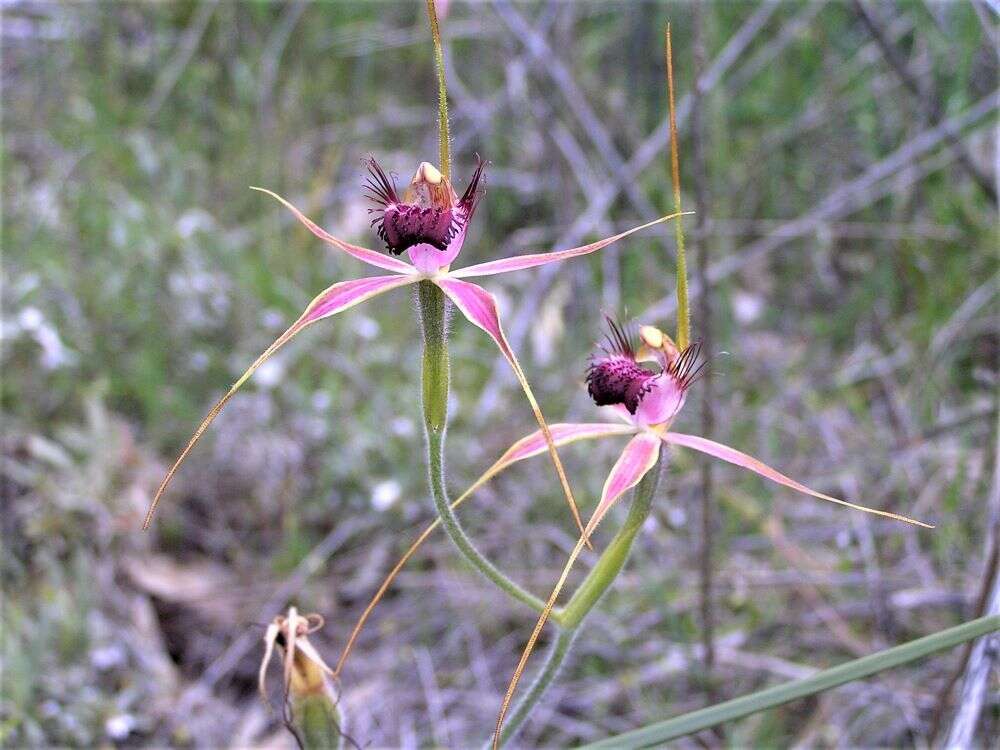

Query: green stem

[425,0,451,179]
[495,452,663,747]
[418,281,550,616]
[580,614,1000,749]
[497,628,577,747]
[562,457,661,628]
[290,692,345,750]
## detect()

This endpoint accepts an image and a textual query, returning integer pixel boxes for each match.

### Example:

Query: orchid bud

[259,608,345,750]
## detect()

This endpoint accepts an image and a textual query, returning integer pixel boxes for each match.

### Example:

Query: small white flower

[353,315,380,340]
[371,480,401,511]
[105,714,135,740]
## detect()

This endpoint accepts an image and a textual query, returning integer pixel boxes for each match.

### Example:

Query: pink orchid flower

[488,318,933,746]
[142,159,683,529]
[487,318,933,539]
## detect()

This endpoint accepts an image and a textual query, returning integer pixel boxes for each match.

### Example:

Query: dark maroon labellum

[587,356,656,414]
[586,318,705,415]
[364,157,486,257]
[586,318,655,414]
[380,204,459,254]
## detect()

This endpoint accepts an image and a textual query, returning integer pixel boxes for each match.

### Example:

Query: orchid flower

[259,607,346,747]
[488,318,933,746]
[333,318,932,681]
[141,159,685,530]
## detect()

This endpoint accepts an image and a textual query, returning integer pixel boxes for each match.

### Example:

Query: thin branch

[930,422,1000,742]
[145,0,219,120]
[492,0,659,219]
[690,1,720,727]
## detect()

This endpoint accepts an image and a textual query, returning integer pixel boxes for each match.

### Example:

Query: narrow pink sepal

[434,277,515,361]
[251,187,417,275]
[660,432,934,528]
[584,432,662,538]
[498,423,636,466]
[449,211,688,279]
[301,274,419,326]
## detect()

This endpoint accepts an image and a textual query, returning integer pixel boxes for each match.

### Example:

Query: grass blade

[580,615,1000,749]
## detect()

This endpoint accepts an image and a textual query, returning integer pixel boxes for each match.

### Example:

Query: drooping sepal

[142,274,419,529]
[585,432,662,538]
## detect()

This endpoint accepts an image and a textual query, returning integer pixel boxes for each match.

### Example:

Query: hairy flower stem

[562,458,661,628]
[496,628,577,747]
[494,454,662,748]
[418,281,551,616]
[425,0,451,180]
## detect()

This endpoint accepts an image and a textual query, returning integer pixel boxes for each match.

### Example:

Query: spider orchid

[141,159,685,530]
[332,318,932,681]
[488,319,933,746]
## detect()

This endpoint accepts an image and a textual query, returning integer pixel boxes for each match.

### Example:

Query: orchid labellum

[142,160,684,530]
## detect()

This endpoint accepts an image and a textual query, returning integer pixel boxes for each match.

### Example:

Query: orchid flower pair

[141,158,683,531]
[333,318,932,679]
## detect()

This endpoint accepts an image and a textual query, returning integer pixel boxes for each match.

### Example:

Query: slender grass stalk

[579,614,1000,749]
[665,24,689,351]
[418,281,549,615]
[425,0,450,179]
[689,6,720,724]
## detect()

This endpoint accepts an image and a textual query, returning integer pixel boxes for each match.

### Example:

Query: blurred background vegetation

[2,0,997,747]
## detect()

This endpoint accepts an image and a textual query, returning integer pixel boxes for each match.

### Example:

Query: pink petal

[584,432,662,538]
[660,432,934,528]
[435,277,589,539]
[496,423,636,467]
[251,187,417,275]
[449,211,688,279]
[300,274,418,325]
[143,274,417,529]
[434,277,514,359]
